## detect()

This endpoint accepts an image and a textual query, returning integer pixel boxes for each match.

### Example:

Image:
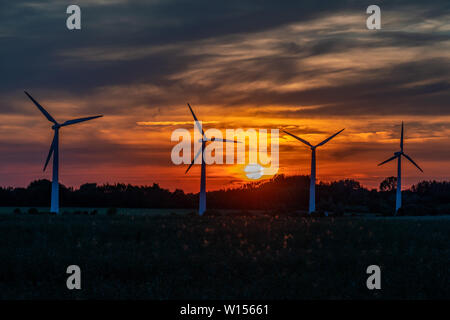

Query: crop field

[0,210,449,299]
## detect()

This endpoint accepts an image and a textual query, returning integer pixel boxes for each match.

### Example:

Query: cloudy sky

[0,0,449,192]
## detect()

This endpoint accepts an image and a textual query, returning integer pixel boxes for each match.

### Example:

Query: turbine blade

[403,153,423,172]
[24,91,57,124]
[44,133,57,171]
[61,115,103,127]
[283,130,312,147]
[400,121,404,151]
[378,155,398,166]
[185,148,203,174]
[207,138,241,144]
[187,103,205,137]
[315,128,345,147]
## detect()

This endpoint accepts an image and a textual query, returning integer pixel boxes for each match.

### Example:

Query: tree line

[0,175,449,215]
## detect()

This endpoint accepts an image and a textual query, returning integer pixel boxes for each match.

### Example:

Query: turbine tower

[25,91,103,214]
[283,128,345,214]
[185,103,239,216]
[378,122,423,214]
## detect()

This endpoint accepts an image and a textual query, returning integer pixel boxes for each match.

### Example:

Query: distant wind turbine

[185,103,239,216]
[378,122,423,214]
[283,128,345,214]
[25,91,103,214]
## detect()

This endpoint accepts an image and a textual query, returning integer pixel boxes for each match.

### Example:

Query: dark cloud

[1,0,449,99]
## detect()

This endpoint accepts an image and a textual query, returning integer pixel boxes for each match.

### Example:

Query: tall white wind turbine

[378,122,423,214]
[185,103,239,216]
[25,91,103,214]
[283,128,345,214]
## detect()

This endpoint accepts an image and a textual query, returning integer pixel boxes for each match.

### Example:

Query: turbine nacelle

[197,137,237,144]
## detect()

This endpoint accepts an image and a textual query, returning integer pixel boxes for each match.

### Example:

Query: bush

[310,211,325,218]
[263,208,299,217]
[107,208,118,216]
[275,207,289,215]
[13,208,22,215]
[333,210,345,217]
[231,210,251,217]
[28,208,39,215]
[202,209,221,216]
[90,210,98,216]
[437,203,450,215]
[333,203,345,217]
[396,205,434,216]
[379,201,394,215]
[295,210,310,217]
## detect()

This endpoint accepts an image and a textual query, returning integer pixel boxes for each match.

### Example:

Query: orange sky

[1,106,448,193]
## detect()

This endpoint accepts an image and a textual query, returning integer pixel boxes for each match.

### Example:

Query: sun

[244,163,264,180]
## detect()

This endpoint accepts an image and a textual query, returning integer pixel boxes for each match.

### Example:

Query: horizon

[2,174,448,195]
[1,1,449,193]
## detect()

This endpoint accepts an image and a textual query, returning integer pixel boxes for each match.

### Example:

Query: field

[0,207,193,216]
[0,209,449,299]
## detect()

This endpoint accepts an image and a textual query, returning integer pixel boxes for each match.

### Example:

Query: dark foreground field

[0,213,449,299]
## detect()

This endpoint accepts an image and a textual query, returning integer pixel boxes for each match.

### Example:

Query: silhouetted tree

[380,176,397,192]
[0,176,449,215]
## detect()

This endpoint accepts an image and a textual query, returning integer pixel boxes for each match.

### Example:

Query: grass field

[0,210,449,299]
[0,207,193,216]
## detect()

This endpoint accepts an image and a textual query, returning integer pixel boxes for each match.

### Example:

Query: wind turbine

[378,122,423,214]
[283,128,345,214]
[25,91,103,214]
[185,103,239,216]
